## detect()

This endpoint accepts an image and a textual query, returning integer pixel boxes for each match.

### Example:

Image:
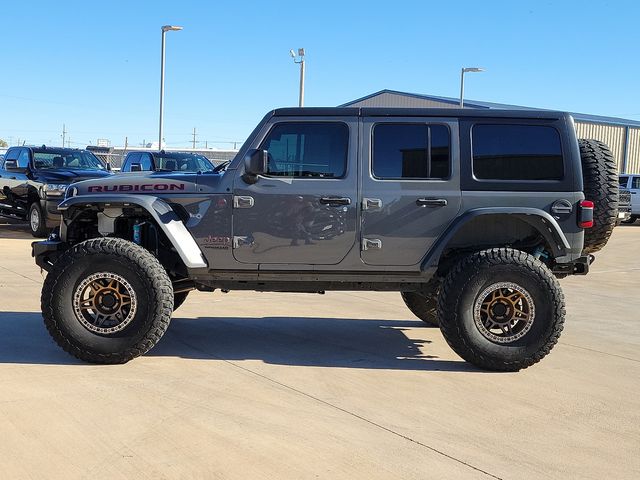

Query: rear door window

[632,177,640,189]
[372,124,450,179]
[472,124,563,180]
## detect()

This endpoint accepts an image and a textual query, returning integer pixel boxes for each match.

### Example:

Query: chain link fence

[92,149,238,170]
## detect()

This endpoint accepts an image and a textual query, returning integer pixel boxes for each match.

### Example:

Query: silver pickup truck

[32,107,619,371]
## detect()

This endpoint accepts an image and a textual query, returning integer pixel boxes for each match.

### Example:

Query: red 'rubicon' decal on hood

[87,183,186,193]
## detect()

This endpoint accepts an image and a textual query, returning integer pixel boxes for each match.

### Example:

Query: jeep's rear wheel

[41,237,173,364]
[578,139,619,253]
[401,277,440,326]
[438,248,565,371]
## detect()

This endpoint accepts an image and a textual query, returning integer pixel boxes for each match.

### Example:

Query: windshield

[155,153,214,172]
[33,150,106,170]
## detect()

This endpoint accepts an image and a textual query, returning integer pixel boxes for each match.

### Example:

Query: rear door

[360,117,462,266]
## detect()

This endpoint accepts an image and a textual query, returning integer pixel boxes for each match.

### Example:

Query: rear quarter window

[472,124,564,181]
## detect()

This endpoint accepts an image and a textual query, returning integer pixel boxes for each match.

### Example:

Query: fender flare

[421,207,571,271]
[58,194,208,269]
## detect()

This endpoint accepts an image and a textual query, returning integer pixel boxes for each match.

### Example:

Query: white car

[619,175,640,223]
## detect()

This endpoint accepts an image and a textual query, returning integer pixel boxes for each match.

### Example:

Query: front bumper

[32,239,68,272]
[41,198,63,228]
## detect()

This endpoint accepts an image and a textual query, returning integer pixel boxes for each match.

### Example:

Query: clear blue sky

[1,0,639,149]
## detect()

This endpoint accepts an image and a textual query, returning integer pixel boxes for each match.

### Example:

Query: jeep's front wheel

[41,237,173,364]
[438,248,565,371]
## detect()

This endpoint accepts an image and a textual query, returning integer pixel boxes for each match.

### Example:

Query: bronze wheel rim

[73,272,138,334]
[473,282,535,344]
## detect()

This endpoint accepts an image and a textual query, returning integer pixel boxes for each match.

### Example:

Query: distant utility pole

[62,124,67,147]
[192,127,197,149]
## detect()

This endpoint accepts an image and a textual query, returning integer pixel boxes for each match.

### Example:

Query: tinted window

[4,148,20,162]
[260,122,348,178]
[373,124,450,179]
[619,176,629,188]
[632,177,640,189]
[123,153,139,171]
[154,153,214,172]
[33,150,104,170]
[472,124,563,180]
[139,153,153,171]
[17,149,30,168]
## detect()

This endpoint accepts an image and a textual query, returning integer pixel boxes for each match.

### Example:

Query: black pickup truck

[0,146,112,236]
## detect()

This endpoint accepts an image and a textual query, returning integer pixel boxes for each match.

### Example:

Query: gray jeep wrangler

[32,108,619,371]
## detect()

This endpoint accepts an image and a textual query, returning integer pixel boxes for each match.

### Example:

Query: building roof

[339,89,640,128]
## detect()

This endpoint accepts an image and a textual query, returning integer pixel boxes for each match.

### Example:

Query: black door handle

[320,196,351,206]
[416,198,447,207]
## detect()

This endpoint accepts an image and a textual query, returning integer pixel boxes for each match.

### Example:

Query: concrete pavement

[0,218,638,479]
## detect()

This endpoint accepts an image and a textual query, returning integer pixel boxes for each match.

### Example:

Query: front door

[360,118,462,267]
[232,119,358,265]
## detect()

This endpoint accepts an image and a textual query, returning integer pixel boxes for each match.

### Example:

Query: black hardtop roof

[271,107,566,120]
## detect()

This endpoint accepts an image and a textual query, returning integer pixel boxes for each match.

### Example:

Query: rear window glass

[373,124,450,179]
[472,124,563,181]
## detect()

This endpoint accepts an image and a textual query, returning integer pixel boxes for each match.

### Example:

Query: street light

[290,48,305,107]
[459,67,484,108]
[158,25,183,149]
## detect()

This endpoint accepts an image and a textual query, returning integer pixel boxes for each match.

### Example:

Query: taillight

[578,200,594,228]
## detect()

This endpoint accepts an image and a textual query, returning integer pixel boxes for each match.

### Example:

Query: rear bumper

[552,255,594,276]
[32,240,68,272]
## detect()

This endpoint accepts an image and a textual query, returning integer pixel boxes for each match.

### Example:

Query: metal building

[340,90,640,174]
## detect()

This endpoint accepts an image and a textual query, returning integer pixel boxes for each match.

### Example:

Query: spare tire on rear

[578,139,619,253]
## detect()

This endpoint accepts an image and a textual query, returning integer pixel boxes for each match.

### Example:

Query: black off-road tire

[438,248,565,371]
[41,237,173,364]
[578,139,619,253]
[29,202,48,238]
[401,277,441,326]
[173,291,190,312]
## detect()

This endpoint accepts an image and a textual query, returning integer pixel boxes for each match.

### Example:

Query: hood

[35,168,113,184]
[69,171,202,196]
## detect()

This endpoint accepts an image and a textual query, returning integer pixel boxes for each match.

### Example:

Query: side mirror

[106,162,112,171]
[4,160,28,173]
[130,163,142,172]
[243,149,268,184]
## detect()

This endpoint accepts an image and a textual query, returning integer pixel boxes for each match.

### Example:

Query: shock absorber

[133,220,143,245]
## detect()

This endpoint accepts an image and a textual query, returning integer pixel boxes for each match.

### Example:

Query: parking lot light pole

[159,25,183,149]
[290,48,305,107]
[459,67,484,108]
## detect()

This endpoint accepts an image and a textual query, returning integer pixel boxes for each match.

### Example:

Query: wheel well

[63,205,188,278]
[436,214,554,276]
